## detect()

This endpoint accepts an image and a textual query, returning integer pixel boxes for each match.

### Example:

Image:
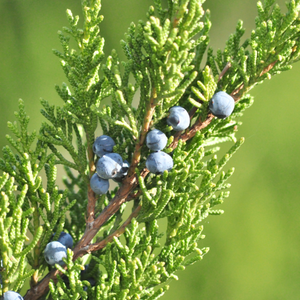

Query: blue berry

[3,291,23,300]
[209,91,235,119]
[146,129,168,151]
[93,135,115,157]
[96,153,123,179]
[44,241,67,266]
[58,232,73,249]
[146,151,173,174]
[167,106,190,131]
[90,173,109,194]
[113,160,130,182]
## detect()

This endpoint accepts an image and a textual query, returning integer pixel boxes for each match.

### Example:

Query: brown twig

[23,88,157,300]
[231,60,278,99]
[126,190,143,202]
[86,129,97,226]
[169,114,215,149]
[72,86,157,248]
[218,62,232,81]
[188,106,198,120]
[24,268,65,300]
[259,60,277,77]
[127,87,157,177]
[71,88,158,255]
[83,205,142,254]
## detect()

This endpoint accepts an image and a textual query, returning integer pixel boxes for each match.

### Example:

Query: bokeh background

[1,0,299,299]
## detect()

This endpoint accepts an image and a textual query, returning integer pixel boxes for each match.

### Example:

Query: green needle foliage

[1,0,300,299]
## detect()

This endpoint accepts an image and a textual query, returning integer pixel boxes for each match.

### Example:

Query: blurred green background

[1,0,299,299]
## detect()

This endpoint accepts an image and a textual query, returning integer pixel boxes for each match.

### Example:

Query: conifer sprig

[1,0,300,299]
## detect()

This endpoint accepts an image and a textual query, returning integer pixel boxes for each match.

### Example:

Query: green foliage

[1,0,300,299]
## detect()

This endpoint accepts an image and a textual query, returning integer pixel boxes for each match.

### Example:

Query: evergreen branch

[9,0,300,299]
[65,60,243,274]
[23,205,142,300]
[67,66,242,272]
[85,127,97,226]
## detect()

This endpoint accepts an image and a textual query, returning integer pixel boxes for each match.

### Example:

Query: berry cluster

[145,129,173,174]
[89,94,234,189]
[145,106,190,174]
[90,135,129,195]
[44,231,73,266]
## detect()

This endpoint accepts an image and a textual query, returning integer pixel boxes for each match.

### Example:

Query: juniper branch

[5,0,300,299]
[22,57,279,300]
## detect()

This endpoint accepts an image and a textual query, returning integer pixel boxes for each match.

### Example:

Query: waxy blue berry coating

[167,106,190,131]
[146,151,173,174]
[93,135,115,157]
[96,153,123,179]
[44,241,67,266]
[209,91,235,119]
[113,160,130,182]
[3,291,23,300]
[58,232,73,249]
[146,129,168,151]
[90,173,109,194]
